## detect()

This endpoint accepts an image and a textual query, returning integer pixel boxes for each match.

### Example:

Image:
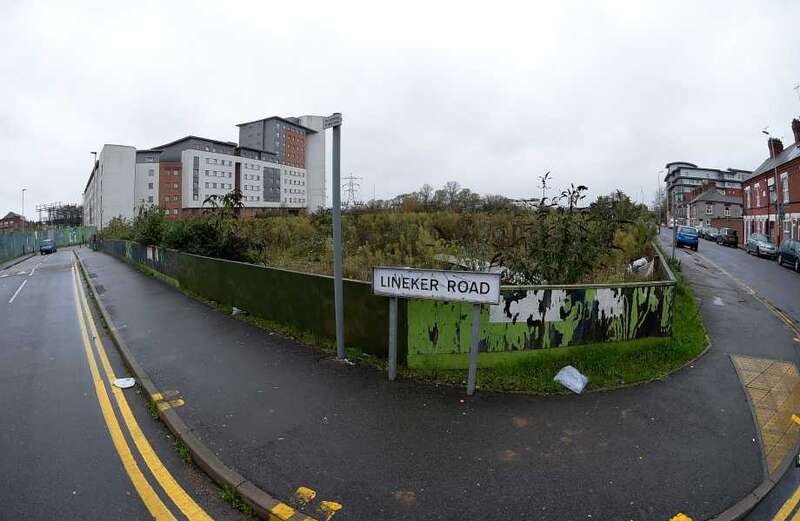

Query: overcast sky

[2,0,800,219]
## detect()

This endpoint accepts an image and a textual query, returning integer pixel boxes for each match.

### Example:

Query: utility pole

[324,113,345,360]
[762,129,783,244]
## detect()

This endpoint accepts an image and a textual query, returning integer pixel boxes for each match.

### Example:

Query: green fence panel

[97,240,394,359]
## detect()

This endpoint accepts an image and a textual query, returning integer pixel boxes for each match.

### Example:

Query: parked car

[702,227,720,240]
[777,239,800,272]
[717,228,738,247]
[675,226,699,251]
[746,233,778,258]
[39,239,57,255]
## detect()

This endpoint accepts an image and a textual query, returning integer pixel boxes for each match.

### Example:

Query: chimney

[768,137,784,158]
[793,118,800,144]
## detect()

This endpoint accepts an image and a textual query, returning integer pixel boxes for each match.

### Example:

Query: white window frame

[782,172,789,203]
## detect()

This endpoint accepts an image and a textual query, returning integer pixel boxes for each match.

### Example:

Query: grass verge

[411,278,706,394]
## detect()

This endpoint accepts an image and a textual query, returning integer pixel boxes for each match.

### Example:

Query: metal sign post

[373,267,501,394]
[325,113,345,360]
[388,296,398,380]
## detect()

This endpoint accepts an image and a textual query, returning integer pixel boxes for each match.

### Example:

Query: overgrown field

[98,189,657,285]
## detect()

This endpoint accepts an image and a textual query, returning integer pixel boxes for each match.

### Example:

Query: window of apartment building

[212,183,217,189]
[148,169,154,177]
[705,205,712,215]
[173,195,180,202]
[782,172,789,203]
[164,196,169,203]
[724,206,730,217]
[205,182,210,188]
[148,183,153,189]
[148,196,153,203]
[206,158,210,164]
[172,209,178,215]
[756,187,761,207]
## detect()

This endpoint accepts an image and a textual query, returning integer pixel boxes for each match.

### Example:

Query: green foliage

[220,486,253,516]
[413,280,705,394]
[95,183,656,283]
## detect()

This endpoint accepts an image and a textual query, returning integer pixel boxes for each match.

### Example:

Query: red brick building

[742,119,800,245]
[0,211,26,232]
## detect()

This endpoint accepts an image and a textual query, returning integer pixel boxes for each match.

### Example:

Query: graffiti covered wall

[408,282,675,367]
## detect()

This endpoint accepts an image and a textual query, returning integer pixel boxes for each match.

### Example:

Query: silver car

[746,233,777,258]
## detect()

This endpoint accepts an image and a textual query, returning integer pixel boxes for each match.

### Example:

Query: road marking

[157,399,185,412]
[670,514,692,521]
[70,266,176,520]
[773,484,800,521]
[74,262,214,521]
[8,279,27,304]
[318,501,343,521]
[692,250,800,338]
[29,263,40,276]
[294,486,317,507]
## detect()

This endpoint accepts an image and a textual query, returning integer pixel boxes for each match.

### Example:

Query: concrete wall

[99,145,137,228]
[298,115,326,211]
[134,161,159,212]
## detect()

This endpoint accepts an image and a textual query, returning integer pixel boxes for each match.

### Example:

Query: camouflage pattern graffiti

[408,283,674,365]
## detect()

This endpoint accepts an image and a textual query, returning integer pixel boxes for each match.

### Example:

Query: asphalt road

[77,242,800,521]
[660,228,800,521]
[661,227,800,323]
[0,249,247,520]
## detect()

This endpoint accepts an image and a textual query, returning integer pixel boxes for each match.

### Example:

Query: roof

[1,211,23,220]
[151,135,239,150]
[235,116,317,134]
[83,160,99,194]
[689,189,742,206]
[746,142,800,181]
[136,149,163,154]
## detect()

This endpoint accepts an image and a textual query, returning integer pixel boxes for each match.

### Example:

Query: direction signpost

[372,267,501,395]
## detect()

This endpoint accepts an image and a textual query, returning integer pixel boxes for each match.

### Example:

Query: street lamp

[762,129,783,244]
[323,113,345,360]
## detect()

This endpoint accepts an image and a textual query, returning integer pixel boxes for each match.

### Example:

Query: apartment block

[83,115,327,229]
[663,162,750,226]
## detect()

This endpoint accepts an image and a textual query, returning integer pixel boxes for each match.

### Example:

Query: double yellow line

[71,261,213,521]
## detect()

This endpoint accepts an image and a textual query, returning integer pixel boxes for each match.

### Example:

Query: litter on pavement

[554,365,589,394]
[232,306,246,316]
[112,377,136,389]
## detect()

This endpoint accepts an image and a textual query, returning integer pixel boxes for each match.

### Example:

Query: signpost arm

[466,303,481,395]
[388,297,398,381]
[332,117,345,360]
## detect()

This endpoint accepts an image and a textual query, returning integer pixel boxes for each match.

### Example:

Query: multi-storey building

[0,212,26,232]
[83,115,327,229]
[742,119,800,244]
[664,162,750,225]
[687,185,743,227]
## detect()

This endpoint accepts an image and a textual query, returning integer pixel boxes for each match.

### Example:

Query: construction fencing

[0,227,96,265]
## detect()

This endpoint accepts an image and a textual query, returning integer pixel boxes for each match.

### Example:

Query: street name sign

[323,113,342,129]
[372,267,501,305]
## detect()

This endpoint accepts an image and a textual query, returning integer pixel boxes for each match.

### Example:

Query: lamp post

[323,113,345,360]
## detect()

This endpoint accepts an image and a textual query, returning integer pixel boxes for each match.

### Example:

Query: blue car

[39,239,57,255]
[675,226,699,251]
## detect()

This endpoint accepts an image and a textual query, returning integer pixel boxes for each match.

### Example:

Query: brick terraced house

[742,119,800,245]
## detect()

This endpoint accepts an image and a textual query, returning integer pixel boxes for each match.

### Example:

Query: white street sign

[372,267,501,305]
[323,113,342,129]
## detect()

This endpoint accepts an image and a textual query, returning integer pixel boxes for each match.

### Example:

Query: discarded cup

[554,365,589,394]
[113,377,136,389]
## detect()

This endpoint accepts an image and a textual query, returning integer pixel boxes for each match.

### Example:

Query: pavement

[658,228,800,520]
[70,239,800,521]
[0,249,248,520]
